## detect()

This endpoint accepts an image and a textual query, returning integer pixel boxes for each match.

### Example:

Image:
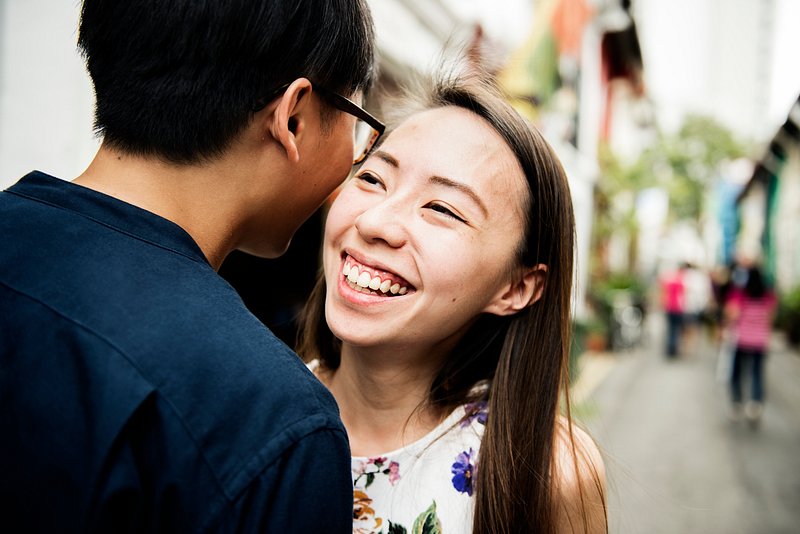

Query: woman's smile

[336,251,417,305]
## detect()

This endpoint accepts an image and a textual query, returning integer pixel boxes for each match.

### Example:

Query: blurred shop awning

[738,95,800,203]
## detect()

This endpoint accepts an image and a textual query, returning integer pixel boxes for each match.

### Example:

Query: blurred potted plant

[584,317,609,352]
[589,271,647,350]
[570,316,608,386]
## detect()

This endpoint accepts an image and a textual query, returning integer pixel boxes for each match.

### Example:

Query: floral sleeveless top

[351,401,487,534]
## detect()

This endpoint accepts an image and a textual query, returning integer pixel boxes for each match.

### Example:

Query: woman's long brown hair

[297,74,605,533]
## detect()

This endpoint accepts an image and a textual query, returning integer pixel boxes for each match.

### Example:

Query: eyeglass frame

[252,82,385,165]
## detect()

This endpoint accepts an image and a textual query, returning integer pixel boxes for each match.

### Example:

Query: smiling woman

[298,74,607,534]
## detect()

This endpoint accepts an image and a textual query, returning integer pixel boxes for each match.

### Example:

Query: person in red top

[725,265,777,426]
[661,263,687,357]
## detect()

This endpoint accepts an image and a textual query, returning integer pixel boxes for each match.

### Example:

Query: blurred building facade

[736,95,800,292]
[632,0,800,293]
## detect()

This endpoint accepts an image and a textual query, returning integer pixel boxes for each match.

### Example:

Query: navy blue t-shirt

[0,172,352,532]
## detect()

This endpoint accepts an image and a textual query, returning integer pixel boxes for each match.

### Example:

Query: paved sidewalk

[575,325,800,534]
[571,350,618,405]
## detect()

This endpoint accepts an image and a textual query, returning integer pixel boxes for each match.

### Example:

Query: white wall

[769,0,800,127]
[0,0,98,190]
[773,144,800,291]
[634,0,799,144]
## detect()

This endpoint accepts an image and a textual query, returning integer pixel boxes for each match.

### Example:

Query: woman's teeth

[342,262,409,296]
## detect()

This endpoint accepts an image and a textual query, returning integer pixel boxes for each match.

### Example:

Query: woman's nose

[354,201,407,248]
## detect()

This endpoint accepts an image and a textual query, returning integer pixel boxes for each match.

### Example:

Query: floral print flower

[353,460,367,478]
[354,457,401,489]
[451,448,476,496]
[353,490,383,534]
[387,461,401,486]
[461,401,488,427]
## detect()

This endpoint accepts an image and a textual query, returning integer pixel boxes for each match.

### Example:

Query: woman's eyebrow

[429,175,488,218]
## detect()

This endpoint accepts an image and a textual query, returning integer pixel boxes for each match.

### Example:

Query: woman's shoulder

[554,417,604,479]
[552,417,607,533]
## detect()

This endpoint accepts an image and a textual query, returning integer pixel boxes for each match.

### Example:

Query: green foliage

[679,115,745,164]
[598,143,656,197]
[591,114,747,281]
[592,145,656,274]
[570,316,609,379]
[587,271,647,348]
[776,285,800,346]
[594,271,647,296]
[642,114,747,222]
[595,115,746,247]
[590,272,647,313]
[570,319,588,378]
[527,30,561,105]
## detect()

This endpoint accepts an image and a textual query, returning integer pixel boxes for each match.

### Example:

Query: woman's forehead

[383,106,528,208]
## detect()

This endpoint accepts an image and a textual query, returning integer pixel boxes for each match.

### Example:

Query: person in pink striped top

[725,266,777,426]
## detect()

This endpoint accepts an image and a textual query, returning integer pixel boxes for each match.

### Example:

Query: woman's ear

[264,78,313,164]
[484,264,548,316]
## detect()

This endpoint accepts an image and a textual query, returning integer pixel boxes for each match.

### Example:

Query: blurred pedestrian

[0,0,377,531]
[725,266,777,426]
[683,263,712,350]
[660,263,687,357]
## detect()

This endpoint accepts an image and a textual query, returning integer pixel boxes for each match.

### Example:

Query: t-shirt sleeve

[207,426,353,533]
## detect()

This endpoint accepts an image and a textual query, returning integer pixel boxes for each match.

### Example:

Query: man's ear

[264,78,313,164]
[483,264,548,316]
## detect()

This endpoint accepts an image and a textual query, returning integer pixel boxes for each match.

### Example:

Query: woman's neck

[320,344,448,457]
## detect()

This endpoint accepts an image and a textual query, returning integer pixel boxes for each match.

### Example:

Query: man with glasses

[223,85,385,345]
[0,1,379,532]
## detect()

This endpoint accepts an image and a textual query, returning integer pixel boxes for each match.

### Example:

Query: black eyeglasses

[253,83,385,165]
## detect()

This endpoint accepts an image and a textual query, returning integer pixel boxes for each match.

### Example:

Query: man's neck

[73,144,263,270]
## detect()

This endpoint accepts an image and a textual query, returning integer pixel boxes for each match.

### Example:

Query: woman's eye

[426,203,467,223]
[356,171,382,187]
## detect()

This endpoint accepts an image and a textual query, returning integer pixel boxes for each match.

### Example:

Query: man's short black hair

[78,0,375,164]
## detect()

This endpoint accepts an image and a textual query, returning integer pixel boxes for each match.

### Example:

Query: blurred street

[577,320,800,534]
